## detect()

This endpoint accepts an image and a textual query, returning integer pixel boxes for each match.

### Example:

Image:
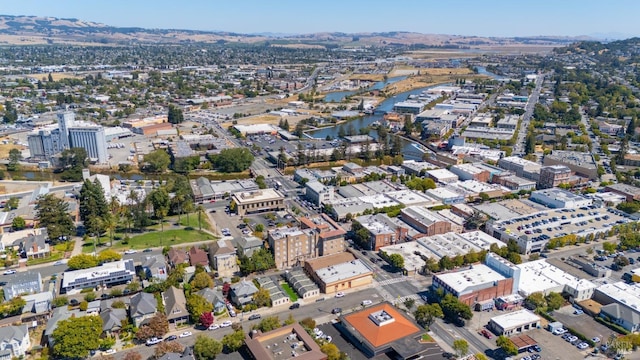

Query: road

[513,73,546,156]
[114,287,381,360]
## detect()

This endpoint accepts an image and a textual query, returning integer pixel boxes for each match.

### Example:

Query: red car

[480,329,493,339]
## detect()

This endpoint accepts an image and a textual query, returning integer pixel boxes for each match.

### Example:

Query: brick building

[400,206,452,236]
[432,264,513,306]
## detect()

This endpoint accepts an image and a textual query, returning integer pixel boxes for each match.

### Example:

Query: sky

[2,0,640,38]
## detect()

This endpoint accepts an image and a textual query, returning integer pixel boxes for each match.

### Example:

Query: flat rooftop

[342,302,421,349]
[244,323,325,360]
[232,188,284,204]
[517,259,596,296]
[62,259,135,288]
[595,281,640,312]
[490,309,540,329]
[315,258,372,284]
[426,169,458,180]
[545,150,596,169]
[435,264,506,295]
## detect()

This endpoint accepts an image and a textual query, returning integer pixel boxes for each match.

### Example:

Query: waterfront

[322,75,407,102]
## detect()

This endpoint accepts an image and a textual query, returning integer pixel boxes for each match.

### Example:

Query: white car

[53,260,68,266]
[124,250,137,255]
[361,300,373,306]
[325,335,332,343]
[220,320,233,327]
[576,342,589,350]
[104,349,116,355]
[146,337,161,346]
[3,269,16,275]
[335,292,345,298]
[179,331,192,338]
[208,324,219,331]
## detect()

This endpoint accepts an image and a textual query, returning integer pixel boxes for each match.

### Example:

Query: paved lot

[525,328,587,360]
[552,305,614,343]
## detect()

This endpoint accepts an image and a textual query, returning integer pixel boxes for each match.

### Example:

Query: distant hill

[0,14,594,48]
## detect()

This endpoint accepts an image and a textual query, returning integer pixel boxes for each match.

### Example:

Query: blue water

[323,76,407,102]
[476,66,505,80]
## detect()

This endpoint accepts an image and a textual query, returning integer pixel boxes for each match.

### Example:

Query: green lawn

[112,229,215,250]
[177,213,212,231]
[27,252,63,266]
[280,282,299,302]
[421,334,434,342]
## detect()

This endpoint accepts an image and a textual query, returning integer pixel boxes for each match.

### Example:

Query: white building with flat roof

[433,264,506,297]
[488,309,541,336]
[529,189,592,209]
[426,169,459,184]
[62,259,136,292]
[426,187,465,204]
[515,260,596,301]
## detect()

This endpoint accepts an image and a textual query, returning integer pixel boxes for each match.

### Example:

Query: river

[310,83,451,160]
[323,76,407,102]
[475,66,505,80]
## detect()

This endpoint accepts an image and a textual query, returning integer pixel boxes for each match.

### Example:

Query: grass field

[178,213,212,231]
[113,229,215,250]
[281,282,299,302]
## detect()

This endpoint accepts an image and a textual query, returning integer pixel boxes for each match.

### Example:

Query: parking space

[552,305,614,343]
[315,324,370,360]
[525,328,587,360]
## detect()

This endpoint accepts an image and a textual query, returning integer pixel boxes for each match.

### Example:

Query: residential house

[21,291,52,326]
[230,280,259,307]
[255,277,290,307]
[167,248,188,267]
[188,246,209,267]
[14,229,50,259]
[208,240,239,278]
[100,308,128,336]
[196,288,226,314]
[4,271,42,301]
[129,292,157,327]
[163,286,189,325]
[141,255,168,281]
[0,325,30,359]
[44,307,85,347]
[236,236,263,257]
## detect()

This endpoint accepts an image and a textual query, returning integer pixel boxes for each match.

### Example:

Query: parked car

[332,308,342,314]
[124,250,137,255]
[552,328,566,335]
[577,342,589,350]
[179,331,192,338]
[289,303,300,310]
[574,309,584,315]
[335,292,345,298]
[143,248,153,253]
[361,300,372,306]
[248,314,261,321]
[591,337,600,343]
[3,269,16,275]
[146,337,161,346]
[480,329,493,339]
[208,324,219,331]
[220,320,233,327]
[164,335,177,342]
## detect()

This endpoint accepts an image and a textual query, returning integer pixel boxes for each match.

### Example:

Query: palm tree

[196,205,205,231]
[183,199,194,227]
[103,213,118,247]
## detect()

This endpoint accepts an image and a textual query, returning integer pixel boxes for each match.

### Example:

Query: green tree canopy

[496,335,518,355]
[11,216,25,231]
[167,105,184,124]
[79,179,109,235]
[193,335,223,360]
[52,315,103,359]
[141,149,171,173]
[186,294,213,323]
[221,329,245,353]
[190,272,214,291]
[35,194,75,243]
[414,303,443,328]
[440,294,473,320]
[453,339,469,357]
[387,253,405,269]
[211,148,254,173]
[68,254,99,270]
[7,148,21,171]
[59,147,89,181]
[252,316,280,332]
[545,292,565,310]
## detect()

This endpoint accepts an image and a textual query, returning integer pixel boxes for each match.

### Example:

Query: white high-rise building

[68,124,108,163]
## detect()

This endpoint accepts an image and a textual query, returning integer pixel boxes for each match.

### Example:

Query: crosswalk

[375,277,410,286]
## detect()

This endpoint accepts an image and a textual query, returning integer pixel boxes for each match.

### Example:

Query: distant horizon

[1,0,639,39]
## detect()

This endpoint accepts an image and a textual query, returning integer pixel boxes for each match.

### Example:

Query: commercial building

[299,214,346,257]
[538,165,572,189]
[305,252,373,294]
[425,187,465,205]
[305,180,335,206]
[190,177,258,203]
[68,123,109,163]
[27,127,63,160]
[400,206,452,236]
[61,259,136,292]
[529,189,592,209]
[337,302,434,359]
[231,189,285,216]
[268,227,316,270]
[433,264,512,307]
[593,282,640,332]
[462,127,515,141]
[393,101,426,114]
[449,163,490,182]
[543,150,598,180]
[498,156,542,181]
[232,124,279,136]
[492,173,536,191]
[245,323,327,360]
[488,310,541,336]
[604,183,640,202]
[426,169,459,184]
[354,213,409,251]
[497,115,520,130]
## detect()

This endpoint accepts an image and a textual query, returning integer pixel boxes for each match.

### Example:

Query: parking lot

[523,328,588,360]
[552,305,614,345]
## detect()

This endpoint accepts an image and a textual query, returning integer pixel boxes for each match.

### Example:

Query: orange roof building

[338,302,440,359]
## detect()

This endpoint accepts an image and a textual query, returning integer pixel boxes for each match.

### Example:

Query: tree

[440,294,473,320]
[299,317,316,330]
[68,254,99,270]
[253,316,280,332]
[11,216,25,231]
[453,339,469,357]
[602,241,618,253]
[199,312,214,328]
[404,298,416,310]
[414,303,443,328]
[167,105,184,124]
[387,253,405,269]
[194,335,223,360]
[35,194,75,243]
[196,205,205,231]
[221,329,245,352]
[475,353,489,360]
[59,148,89,181]
[0,297,26,317]
[148,313,169,337]
[97,249,122,264]
[187,294,213,323]
[211,148,254,173]
[191,272,214,291]
[496,335,518,356]
[142,150,171,173]
[252,287,272,308]
[52,315,103,359]
[545,292,564,311]
[154,341,184,359]
[320,343,343,360]
[123,352,143,360]
[79,179,109,236]
[525,292,547,309]
[7,148,21,171]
